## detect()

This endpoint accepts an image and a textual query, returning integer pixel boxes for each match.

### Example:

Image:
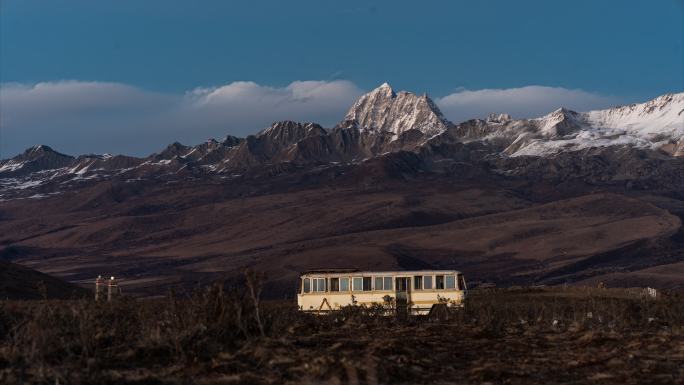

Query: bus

[297,269,467,315]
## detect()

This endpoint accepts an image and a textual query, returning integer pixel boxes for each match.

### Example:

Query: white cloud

[0,80,362,157]
[1,81,175,115]
[436,86,620,124]
[183,80,362,134]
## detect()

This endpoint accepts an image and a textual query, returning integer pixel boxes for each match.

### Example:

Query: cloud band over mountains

[1,80,619,157]
[436,86,620,123]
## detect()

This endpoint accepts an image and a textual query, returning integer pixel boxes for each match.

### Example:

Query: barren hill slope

[1,164,681,296]
[0,260,87,299]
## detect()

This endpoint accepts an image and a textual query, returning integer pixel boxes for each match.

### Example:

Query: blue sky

[1,0,683,157]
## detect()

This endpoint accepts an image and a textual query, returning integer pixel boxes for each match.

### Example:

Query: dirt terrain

[1,287,682,384]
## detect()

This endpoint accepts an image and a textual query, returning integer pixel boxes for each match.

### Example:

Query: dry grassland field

[1,285,683,385]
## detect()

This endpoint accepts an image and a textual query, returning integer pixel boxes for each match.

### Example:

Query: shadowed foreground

[1,286,683,384]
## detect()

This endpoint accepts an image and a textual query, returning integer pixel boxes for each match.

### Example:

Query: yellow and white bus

[297,269,467,315]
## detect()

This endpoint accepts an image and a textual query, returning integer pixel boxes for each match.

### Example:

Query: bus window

[413,276,422,290]
[374,276,383,290]
[298,278,303,294]
[340,277,350,291]
[374,276,393,291]
[424,275,433,290]
[383,276,393,291]
[352,277,363,291]
[312,278,326,292]
[363,277,372,291]
[303,278,311,293]
[330,278,339,291]
[436,275,445,289]
[445,275,456,289]
[457,274,466,290]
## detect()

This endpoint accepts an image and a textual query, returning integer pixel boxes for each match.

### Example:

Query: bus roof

[299,269,463,277]
[301,268,360,275]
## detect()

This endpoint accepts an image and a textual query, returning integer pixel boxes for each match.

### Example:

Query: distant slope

[0,260,88,299]
[1,161,681,296]
[576,261,684,291]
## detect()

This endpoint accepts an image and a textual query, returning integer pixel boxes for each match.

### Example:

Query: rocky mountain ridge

[1,85,682,201]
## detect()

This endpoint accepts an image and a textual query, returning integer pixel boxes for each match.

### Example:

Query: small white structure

[94,275,121,302]
[95,275,105,301]
[107,276,120,301]
[297,269,467,315]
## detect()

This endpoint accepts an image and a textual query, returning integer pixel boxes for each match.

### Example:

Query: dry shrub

[458,287,684,334]
[0,278,273,381]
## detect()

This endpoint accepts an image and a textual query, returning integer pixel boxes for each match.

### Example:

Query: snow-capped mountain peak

[344,83,450,137]
[534,107,584,137]
[377,81,393,92]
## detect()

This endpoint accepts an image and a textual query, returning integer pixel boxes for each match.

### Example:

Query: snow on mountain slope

[452,92,684,157]
[513,93,683,157]
[344,83,450,137]
[585,93,683,139]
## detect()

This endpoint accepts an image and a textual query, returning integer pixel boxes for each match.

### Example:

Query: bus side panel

[299,292,396,311]
[298,290,465,312]
[409,290,465,313]
[298,292,358,311]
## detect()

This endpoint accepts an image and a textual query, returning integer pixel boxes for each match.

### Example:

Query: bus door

[395,277,410,317]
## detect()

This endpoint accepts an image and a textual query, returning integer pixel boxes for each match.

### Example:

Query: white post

[95,275,104,301]
[108,276,118,302]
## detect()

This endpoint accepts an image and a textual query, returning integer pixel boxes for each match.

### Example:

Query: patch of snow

[182,148,198,158]
[140,159,173,167]
[0,160,26,173]
[13,179,45,190]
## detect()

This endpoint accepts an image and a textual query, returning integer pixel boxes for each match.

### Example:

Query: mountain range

[1,84,683,296]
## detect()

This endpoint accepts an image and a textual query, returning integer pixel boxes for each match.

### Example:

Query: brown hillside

[0,260,87,300]
[0,169,680,296]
